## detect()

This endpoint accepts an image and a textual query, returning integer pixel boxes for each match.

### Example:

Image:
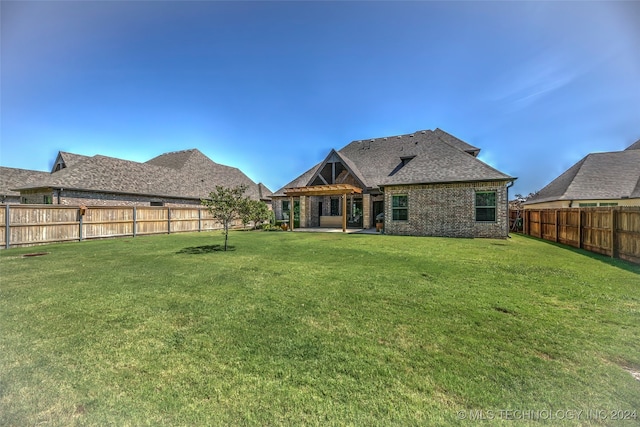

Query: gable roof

[14,149,271,202]
[524,148,640,204]
[273,128,512,196]
[625,138,640,151]
[51,152,92,172]
[0,166,50,198]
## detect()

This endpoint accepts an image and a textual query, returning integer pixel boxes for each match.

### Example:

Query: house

[523,139,640,209]
[271,128,515,238]
[9,149,271,207]
[0,167,51,204]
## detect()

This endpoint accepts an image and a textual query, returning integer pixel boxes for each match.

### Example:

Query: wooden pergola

[284,184,363,232]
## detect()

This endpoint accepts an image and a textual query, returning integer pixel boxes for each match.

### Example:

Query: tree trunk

[224,222,229,251]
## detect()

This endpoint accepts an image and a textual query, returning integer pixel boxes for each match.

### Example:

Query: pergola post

[283,184,363,233]
[342,193,347,232]
[289,195,294,231]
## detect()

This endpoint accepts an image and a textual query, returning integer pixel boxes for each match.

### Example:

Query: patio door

[349,199,363,227]
[293,200,300,228]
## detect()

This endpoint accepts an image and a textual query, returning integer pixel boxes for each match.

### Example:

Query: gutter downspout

[57,188,63,205]
[506,180,515,238]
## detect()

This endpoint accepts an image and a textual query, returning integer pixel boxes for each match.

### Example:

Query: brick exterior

[20,189,202,207]
[383,181,509,238]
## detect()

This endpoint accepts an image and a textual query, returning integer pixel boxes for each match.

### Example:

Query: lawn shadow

[176,245,235,254]
[516,234,640,274]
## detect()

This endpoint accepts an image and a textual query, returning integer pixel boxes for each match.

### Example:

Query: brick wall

[383,182,509,238]
[53,189,201,207]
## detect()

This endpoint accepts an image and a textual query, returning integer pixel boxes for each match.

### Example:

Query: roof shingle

[274,128,512,195]
[525,149,640,204]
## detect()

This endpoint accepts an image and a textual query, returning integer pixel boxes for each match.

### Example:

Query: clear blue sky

[2,1,639,197]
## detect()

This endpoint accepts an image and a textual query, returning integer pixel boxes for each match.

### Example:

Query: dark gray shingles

[273,128,513,194]
[1,167,50,196]
[57,152,91,170]
[433,128,480,155]
[525,150,640,203]
[625,139,640,151]
[15,149,270,201]
[381,135,512,185]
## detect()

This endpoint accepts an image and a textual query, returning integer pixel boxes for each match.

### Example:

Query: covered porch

[284,184,365,233]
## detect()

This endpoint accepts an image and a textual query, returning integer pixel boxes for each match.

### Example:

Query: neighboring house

[523,139,640,209]
[9,149,271,207]
[0,167,51,204]
[272,128,515,238]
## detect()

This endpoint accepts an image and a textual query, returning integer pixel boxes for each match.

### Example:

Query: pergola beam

[284,184,363,232]
[284,184,362,197]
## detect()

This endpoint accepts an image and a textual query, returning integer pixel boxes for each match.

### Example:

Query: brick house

[0,167,51,204]
[523,139,640,209]
[8,149,271,207]
[271,129,515,238]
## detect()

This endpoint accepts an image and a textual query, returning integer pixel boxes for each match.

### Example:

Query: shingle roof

[14,149,271,201]
[625,138,640,151]
[56,152,91,171]
[273,128,512,196]
[524,149,640,204]
[0,167,50,197]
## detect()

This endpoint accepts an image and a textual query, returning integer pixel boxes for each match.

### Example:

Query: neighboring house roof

[273,128,512,196]
[625,138,640,151]
[0,167,50,198]
[524,143,640,205]
[13,149,271,202]
[51,152,92,172]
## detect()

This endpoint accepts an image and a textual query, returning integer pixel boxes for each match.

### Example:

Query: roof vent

[409,134,414,137]
[384,137,388,140]
[421,131,426,134]
[397,136,401,139]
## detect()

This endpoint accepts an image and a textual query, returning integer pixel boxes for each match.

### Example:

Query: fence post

[578,209,582,249]
[198,208,202,232]
[133,206,137,237]
[5,204,9,249]
[611,207,616,258]
[555,209,559,242]
[78,207,83,242]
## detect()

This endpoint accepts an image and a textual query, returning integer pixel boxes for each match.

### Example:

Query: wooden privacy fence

[0,204,236,249]
[521,207,640,264]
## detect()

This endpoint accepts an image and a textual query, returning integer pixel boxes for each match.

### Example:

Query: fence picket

[515,207,640,264]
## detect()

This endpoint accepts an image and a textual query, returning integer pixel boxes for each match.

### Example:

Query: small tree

[248,200,271,230]
[201,184,247,251]
[238,197,252,230]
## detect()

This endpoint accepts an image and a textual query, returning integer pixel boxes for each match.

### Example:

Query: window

[282,200,290,219]
[330,198,340,216]
[475,191,496,222]
[578,203,597,207]
[392,195,408,221]
[43,195,53,204]
[599,202,618,207]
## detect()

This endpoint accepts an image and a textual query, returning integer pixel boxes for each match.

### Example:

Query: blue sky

[1,1,639,196]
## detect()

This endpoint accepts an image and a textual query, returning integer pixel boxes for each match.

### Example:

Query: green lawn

[1,231,638,426]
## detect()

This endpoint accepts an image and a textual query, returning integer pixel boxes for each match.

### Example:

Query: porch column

[299,195,307,228]
[342,193,347,232]
[362,193,371,229]
[289,196,294,231]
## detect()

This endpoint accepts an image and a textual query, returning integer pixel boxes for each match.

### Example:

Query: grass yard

[1,231,639,426]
